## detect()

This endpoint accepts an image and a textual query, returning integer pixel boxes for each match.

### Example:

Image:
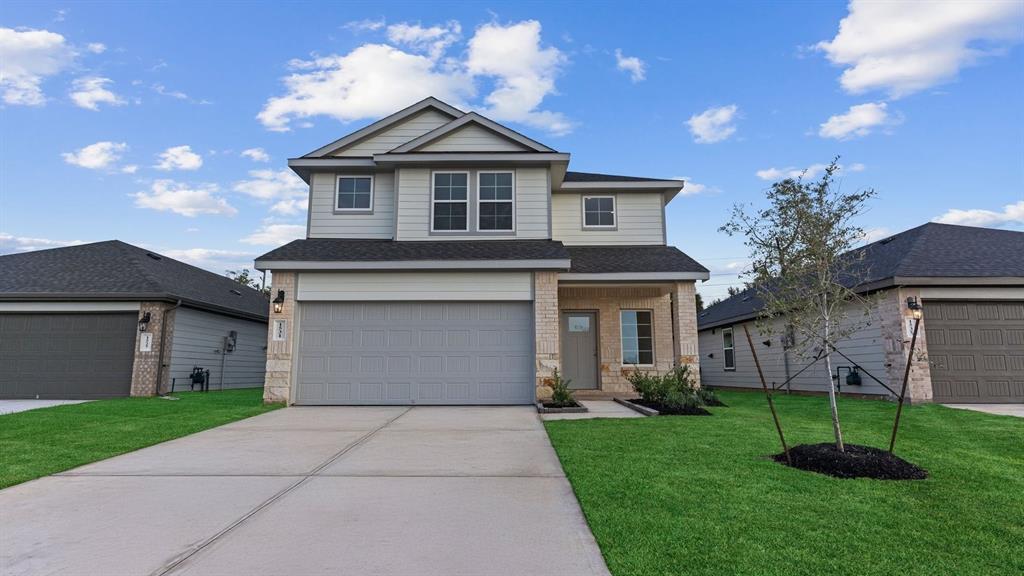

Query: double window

[478,172,514,231]
[583,195,616,228]
[723,327,736,370]
[336,176,374,211]
[432,172,469,231]
[620,310,653,366]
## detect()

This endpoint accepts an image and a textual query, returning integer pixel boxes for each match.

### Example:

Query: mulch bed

[703,397,728,407]
[628,399,712,416]
[773,443,928,480]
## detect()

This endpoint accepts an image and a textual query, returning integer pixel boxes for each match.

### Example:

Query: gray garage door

[924,301,1024,403]
[0,312,137,399]
[296,302,534,405]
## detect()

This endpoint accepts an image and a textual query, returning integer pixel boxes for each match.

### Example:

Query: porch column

[671,281,702,387]
[533,271,560,401]
[264,271,296,404]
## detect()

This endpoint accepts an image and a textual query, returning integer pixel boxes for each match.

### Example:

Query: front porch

[534,272,701,400]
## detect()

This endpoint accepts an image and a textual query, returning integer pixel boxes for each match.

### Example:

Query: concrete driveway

[0,406,609,576]
[0,399,90,415]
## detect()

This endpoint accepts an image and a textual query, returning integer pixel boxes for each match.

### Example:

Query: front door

[560,311,598,389]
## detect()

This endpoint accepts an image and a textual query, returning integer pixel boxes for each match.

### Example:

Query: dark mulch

[703,397,728,407]
[774,443,928,480]
[628,399,712,416]
[542,401,582,409]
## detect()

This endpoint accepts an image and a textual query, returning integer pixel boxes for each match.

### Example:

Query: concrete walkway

[0,406,610,576]
[0,399,90,415]
[541,400,643,421]
[943,403,1024,418]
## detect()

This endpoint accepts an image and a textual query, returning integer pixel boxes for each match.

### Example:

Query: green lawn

[0,388,280,489]
[545,390,1024,576]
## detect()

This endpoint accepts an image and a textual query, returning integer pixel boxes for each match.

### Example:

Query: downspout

[156,299,182,396]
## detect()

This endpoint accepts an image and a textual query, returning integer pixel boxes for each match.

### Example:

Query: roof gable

[389,112,555,153]
[303,97,464,158]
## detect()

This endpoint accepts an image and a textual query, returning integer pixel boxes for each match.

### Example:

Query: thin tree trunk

[823,321,845,452]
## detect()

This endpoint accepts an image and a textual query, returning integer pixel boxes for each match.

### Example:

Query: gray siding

[418,124,531,152]
[697,299,891,396]
[395,167,549,240]
[308,172,395,239]
[168,307,268,391]
[551,192,665,245]
[331,109,453,156]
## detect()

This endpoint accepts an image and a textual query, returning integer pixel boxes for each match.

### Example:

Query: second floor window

[583,196,616,228]
[432,172,469,231]
[337,176,373,211]
[478,172,514,231]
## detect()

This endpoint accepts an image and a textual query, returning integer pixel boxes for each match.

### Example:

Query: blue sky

[2,1,1022,300]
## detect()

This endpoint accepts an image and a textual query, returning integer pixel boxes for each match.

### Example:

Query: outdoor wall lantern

[906,296,923,319]
[138,312,151,332]
[273,290,286,314]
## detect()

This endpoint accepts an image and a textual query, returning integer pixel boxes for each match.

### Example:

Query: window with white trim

[478,171,514,231]
[432,172,468,231]
[583,195,616,228]
[336,176,373,211]
[620,310,654,365]
[723,327,736,370]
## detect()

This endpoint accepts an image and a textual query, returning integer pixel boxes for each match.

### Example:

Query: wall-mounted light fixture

[273,290,286,314]
[763,340,772,347]
[906,296,923,319]
[138,311,152,332]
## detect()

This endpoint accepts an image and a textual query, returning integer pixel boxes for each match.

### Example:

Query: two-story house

[255,97,709,405]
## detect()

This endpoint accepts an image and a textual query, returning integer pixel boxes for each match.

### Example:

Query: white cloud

[934,200,1024,228]
[614,49,646,82]
[755,162,864,181]
[860,227,892,244]
[387,21,461,59]
[133,180,236,217]
[233,169,307,215]
[241,223,306,246]
[61,141,128,170]
[0,27,75,105]
[0,232,85,254]
[673,176,718,196]
[86,42,106,54]
[848,162,866,172]
[152,83,188,99]
[240,147,270,162]
[69,76,125,110]
[818,102,892,140]
[121,164,138,174]
[817,0,1023,98]
[259,20,571,136]
[343,18,386,32]
[160,247,255,271]
[155,145,203,171]
[466,21,572,136]
[687,105,739,143]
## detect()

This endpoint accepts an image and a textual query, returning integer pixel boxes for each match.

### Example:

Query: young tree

[721,160,875,452]
[226,268,269,295]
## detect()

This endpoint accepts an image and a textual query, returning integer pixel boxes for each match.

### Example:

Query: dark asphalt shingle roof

[255,239,571,263]
[698,223,1024,329]
[0,241,269,320]
[563,171,676,183]
[566,245,708,274]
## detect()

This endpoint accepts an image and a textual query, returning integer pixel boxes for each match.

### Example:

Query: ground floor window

[620,310,653,365]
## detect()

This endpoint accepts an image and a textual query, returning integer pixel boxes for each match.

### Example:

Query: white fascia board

[557,181,684,190]
[0,301,142,312]
[373,152,570,163]
[288,158,379,183]
[256,259,572,271]
[559,272,710,281]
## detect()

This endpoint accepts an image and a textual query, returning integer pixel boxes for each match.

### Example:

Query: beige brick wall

[672,281,701,388]
[880,287,933,402]
[534,271,560,400]
[129,302,176,396]
[263,272,296,404]
[558,285,676,394]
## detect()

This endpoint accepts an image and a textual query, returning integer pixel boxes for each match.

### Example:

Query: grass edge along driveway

[545,390,1024,576]
[1,388,280,489]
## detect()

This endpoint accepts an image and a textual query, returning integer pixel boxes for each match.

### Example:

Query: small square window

[583,196,616,228]
[568,316,590,332]
[337,176,373,211]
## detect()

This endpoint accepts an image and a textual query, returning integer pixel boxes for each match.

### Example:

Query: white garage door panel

[296,302,534,405]
[297,272,532,301]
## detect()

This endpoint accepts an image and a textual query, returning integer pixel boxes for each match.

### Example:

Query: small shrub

[548,368,576,407]
[628,364,707,411]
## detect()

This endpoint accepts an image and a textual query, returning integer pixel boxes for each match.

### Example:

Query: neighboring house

[0,241,269,399]
[697,223,1024,404]
[256,97,709,406]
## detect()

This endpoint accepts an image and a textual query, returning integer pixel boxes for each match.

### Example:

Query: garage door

[0,313,137,399]
[296,302,534,405]
[924,301,1024,403]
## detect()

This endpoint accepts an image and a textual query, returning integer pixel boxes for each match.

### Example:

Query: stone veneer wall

[880,286,933,402]
[534,271,560,400]
[263,272,296,404]
[129,302,176,396]
[558,285,675,394]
